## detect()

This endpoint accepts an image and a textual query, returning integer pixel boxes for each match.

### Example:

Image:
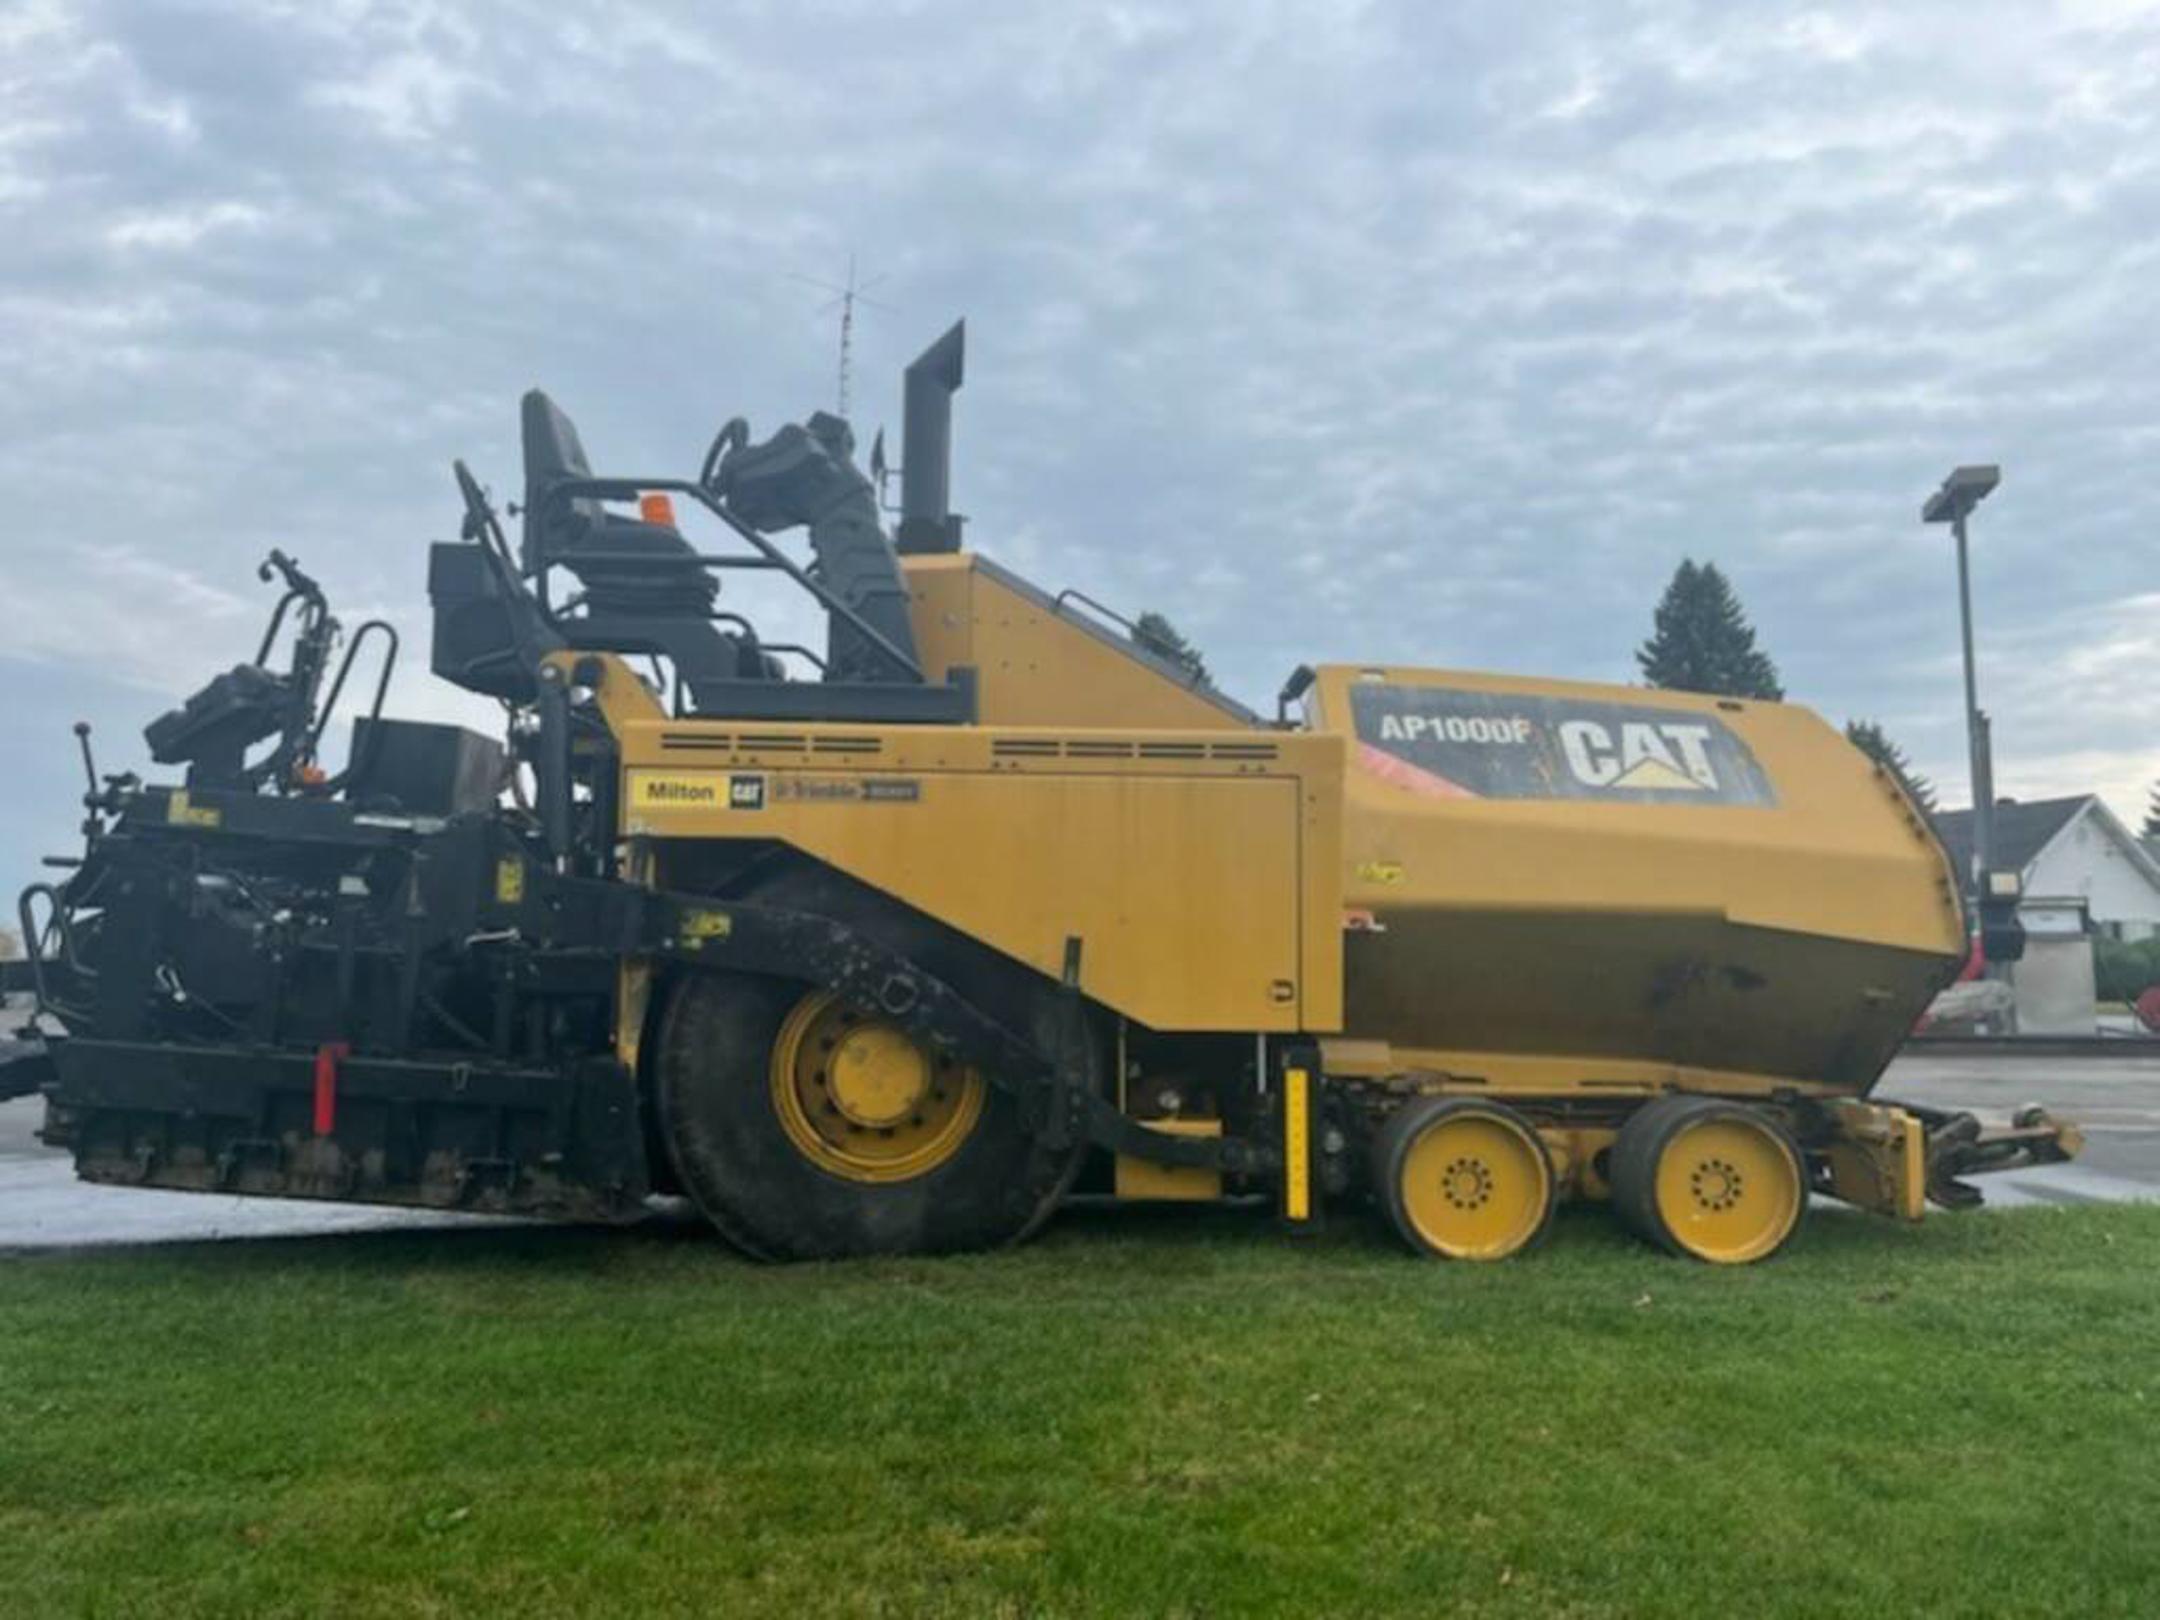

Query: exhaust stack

[896,320,965,554]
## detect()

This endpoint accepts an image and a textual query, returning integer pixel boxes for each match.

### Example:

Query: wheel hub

[769,991,985,1184]
[1689,1157,1744,1211]
[1443,1156,1493,1209]
[827,1026,930,1128]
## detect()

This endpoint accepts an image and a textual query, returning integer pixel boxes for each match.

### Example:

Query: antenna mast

[794,257,891,423]
[835,253,858,419]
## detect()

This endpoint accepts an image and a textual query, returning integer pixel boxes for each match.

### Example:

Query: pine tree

[1133,611,1210,686]
[1845,720,1938,815]
[1636,560,1784,701]
[2144,781,2160,843]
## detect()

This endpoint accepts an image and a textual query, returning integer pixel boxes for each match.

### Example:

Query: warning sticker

[1350,685,1776,806]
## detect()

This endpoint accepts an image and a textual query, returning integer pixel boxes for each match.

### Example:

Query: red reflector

[313,1042,351,1136]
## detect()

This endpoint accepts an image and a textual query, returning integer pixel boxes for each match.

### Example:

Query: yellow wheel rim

[1652,1115,1802,1264]
[770,991,985,1184]
[1397,1109,1552,1261]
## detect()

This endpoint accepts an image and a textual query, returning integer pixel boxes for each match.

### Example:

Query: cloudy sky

[3,0,2156,882]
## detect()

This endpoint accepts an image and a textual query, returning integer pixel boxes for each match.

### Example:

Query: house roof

[1937,795,2160,899]
[1934,795,2091,880]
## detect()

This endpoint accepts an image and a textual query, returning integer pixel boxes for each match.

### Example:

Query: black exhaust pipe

[896,320,965,554]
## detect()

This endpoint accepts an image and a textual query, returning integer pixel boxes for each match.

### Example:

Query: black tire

[1371,1097,1557,1261]
[1610,1094,1806,1264]
[655,968,1094,1260]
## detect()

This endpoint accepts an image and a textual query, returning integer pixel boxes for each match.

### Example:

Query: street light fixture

[1921,463,2001,906]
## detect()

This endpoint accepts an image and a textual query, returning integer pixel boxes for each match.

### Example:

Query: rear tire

[1372,1097,1557,1261]
[1610,1095,1805,1264]
[655,970,1092,1260]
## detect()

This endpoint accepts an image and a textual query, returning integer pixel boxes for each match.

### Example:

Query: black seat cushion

[520,389,716,615]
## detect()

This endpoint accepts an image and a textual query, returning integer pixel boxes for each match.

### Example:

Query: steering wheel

[699,418,750,495]
[452,459,518,572]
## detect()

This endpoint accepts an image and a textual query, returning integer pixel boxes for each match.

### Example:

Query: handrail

[527,474,924,684]
[1053,588,1207,690]
[1052,587,1140,639]
[308,619,401,795]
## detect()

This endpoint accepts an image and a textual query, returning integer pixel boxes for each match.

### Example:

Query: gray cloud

[2,0,2157,881]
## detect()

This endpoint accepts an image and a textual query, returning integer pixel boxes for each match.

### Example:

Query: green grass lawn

[4,1200,2158,1618]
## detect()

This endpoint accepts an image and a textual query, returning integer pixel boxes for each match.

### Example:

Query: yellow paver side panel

[903,553,1249,730]
[623,752,1326,1032]
[1312,664,1961,956]
[1306,664,1961,1089]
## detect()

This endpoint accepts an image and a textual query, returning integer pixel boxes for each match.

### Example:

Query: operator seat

[518,390,768,684]
[521,393,717,614]
[498,388,971,724]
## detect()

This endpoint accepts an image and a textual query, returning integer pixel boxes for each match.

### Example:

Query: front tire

[1610,1095,1806,1264]
[655,970,1089,1260]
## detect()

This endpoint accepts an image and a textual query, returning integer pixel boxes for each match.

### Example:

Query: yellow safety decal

[494,857,525,905]
[166,791,221,829]
[1354,859,1405,886]
[1284,1067,1312,1221]
[628,772,727,810]
[616,959,652,1076]
[1897,1107,1927,1223]
[678,909,733,943]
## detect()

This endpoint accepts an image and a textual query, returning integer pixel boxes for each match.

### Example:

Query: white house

[1934,795,2160,1033]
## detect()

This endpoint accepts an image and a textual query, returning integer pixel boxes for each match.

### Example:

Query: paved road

[1876,1049,2160,1209]
[2,1048,2154,1250]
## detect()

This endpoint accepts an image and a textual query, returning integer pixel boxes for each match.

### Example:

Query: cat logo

[728,774,766,810]
[1558,720,1718,792]
[1348,683,1777,806]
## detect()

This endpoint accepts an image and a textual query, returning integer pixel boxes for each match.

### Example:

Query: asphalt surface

[2,1049,2154,1251]
[1876,1049,2160,1208]
[0,1094,514,1251]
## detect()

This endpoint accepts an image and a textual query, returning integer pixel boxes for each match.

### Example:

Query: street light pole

[1922,464,2001,906]
[1950,507,1989,882]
